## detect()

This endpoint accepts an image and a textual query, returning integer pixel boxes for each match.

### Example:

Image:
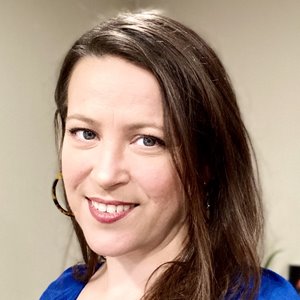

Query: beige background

[0,0,299,299]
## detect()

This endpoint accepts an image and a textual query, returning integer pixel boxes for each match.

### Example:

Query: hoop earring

[52,172,73,217]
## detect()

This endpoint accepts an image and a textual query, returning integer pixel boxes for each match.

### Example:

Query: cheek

[133,158,183,204]
[61,144,87,190]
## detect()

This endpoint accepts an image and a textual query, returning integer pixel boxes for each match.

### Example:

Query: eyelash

[67,128,166,148]
[68,128,97,140]
[135,135,166,148]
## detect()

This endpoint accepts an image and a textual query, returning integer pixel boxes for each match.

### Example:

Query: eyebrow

[125,123,164,132]
[66,114,97,125]
[66,114,164,131]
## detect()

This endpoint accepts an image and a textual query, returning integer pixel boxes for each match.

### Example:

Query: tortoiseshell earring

[52,172,73,217]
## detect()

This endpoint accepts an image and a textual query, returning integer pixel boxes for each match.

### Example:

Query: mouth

[86,197,139,224]
[90,201,136,213]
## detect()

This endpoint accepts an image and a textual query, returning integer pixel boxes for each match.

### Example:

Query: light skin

[62,55,187,299]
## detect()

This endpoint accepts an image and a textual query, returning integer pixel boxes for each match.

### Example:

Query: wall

[135,0,300,277]
[0,1,134,299]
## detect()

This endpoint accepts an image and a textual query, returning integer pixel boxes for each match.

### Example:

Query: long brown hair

[54,11,263,299]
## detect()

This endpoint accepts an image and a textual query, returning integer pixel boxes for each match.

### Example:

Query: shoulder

[258,269,299,299]
[40,266,85,300]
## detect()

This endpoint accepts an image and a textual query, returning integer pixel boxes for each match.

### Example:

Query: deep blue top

[40,267,299,299]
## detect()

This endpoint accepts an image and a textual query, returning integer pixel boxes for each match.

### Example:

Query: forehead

[67,55,163,114]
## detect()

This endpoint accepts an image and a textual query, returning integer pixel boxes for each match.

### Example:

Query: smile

[91,201,135,213]
[87,197,138,224]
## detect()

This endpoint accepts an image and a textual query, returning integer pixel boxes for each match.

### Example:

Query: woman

[41,11,298,299]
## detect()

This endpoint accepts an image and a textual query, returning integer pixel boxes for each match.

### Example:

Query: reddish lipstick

[87,197,137,224]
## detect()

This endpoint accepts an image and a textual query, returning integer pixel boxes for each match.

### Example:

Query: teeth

[98,203,107,212]
[92,201,134,213]
[116,205,123,212]
[124,205,130,211]
[107,205,116,213]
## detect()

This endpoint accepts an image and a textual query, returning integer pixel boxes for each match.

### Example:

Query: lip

[86,196,135,206]
[86,197,138,224]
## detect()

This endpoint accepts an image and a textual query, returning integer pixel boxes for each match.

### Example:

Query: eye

[135,135,165,147]
[68,128,97,141]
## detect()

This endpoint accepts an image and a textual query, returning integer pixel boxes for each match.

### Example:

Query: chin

[88,243,135,258]
[83,232,136,258]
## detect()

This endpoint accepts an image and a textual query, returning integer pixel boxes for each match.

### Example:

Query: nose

[90,142,130,190]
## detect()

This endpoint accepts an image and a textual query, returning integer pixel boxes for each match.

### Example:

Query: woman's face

[62,55,186,259]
